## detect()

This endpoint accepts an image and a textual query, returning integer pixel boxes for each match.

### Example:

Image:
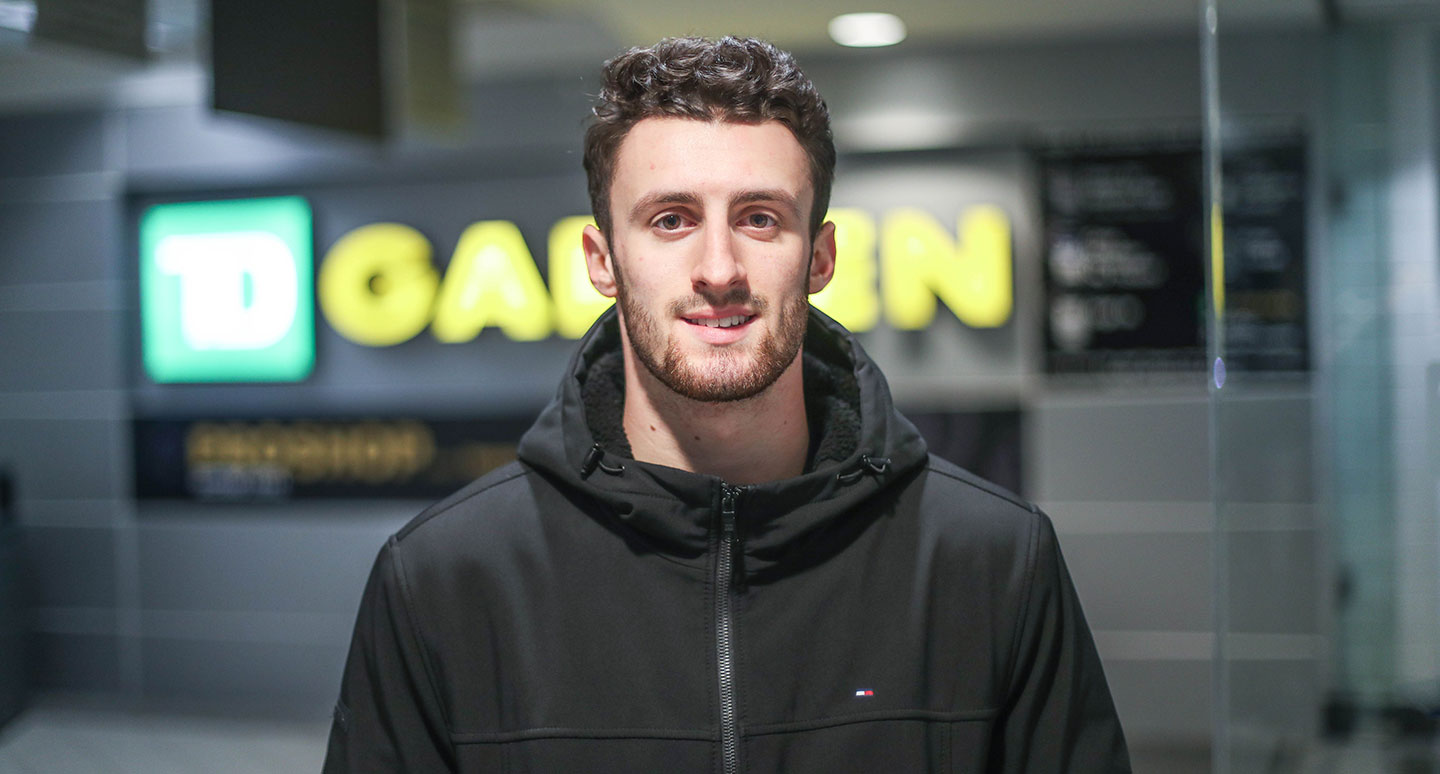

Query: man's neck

[620,350,810,485]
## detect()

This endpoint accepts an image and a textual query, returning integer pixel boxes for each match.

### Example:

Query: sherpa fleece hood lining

[514,306,929,576]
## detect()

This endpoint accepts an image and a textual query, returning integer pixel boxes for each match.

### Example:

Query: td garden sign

[139,195,1013,383]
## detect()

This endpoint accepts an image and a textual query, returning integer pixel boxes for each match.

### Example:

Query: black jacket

[323,308,1130,773]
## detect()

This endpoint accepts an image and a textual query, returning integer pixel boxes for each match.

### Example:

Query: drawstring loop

[836,454,890,485]
[580,443,626,478]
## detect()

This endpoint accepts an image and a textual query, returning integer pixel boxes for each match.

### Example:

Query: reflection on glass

[1212,2,1440,771]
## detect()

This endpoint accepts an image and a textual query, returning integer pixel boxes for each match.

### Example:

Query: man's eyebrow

[628,191,701,223]
[733,189,801,215]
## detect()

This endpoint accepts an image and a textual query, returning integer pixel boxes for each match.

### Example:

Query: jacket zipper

[716,483,743,774]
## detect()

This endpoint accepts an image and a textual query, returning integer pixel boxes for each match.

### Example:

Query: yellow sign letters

[318,207,1012,346]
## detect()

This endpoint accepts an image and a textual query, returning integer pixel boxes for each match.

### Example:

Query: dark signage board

[127,151,1033,419]
[127,150,1029,501]
[134,416,533,501]
[1220,144,1309,373]
[132,409,1023,501]
[1043,147,1205,373]
[1041,139,1307,374]
[126,166,596,421]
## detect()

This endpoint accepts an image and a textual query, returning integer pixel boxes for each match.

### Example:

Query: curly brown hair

[583,36,836,240]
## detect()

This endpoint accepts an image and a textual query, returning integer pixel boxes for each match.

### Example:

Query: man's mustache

[668,288,767,316]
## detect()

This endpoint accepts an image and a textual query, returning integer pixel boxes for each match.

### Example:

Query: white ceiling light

[828,12,906,48]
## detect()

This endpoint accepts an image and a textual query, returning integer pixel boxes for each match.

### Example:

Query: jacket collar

[516,306,928,574]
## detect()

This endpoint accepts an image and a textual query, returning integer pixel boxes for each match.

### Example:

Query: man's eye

[746,213,776,228]
[656,214,684,230]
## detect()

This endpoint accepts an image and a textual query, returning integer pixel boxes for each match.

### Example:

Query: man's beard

[614,263,809,404]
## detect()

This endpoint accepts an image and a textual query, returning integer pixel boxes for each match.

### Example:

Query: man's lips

[682,313,756,329]
[679,306,756,329]
[677,308,757,343]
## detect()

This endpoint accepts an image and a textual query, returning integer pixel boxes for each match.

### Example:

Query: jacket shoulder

[921,453,1037,516]
[915,453,1047,547]
[393,460,536,545]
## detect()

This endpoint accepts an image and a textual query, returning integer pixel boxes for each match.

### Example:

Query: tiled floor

[0,698,330,774]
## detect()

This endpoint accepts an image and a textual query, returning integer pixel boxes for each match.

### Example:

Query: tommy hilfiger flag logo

[855,689,874,697]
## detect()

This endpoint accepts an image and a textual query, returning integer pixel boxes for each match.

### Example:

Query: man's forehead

[610,117,813,219]
[615,118,808,181]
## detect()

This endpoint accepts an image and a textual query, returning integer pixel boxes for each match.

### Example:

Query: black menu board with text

[1041,139,1307,375]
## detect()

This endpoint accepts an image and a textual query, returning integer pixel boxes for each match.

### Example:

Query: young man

[324,37,1130,773]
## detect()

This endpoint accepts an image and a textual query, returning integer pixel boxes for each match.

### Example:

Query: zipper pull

[720,484,746,593]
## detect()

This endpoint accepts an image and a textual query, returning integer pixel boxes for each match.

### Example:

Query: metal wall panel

[0,113,106,178]
[136,519,404,614]
[0,420,126,500]
[0,312,125,392]
[22,526,117,608]
[30,632,120,692]
[140,637,346,708]
[1062,531,1213,632]
[0,201,117,285]
[1030,395,1211,503]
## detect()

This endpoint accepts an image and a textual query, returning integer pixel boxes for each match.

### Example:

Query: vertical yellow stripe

[1210,202,1225,318]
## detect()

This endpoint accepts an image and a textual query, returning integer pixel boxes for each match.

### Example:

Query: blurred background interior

[0,0,1437,771]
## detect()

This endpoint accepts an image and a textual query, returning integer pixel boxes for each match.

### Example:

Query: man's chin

[654,354,773,404]
[666,378,768,404]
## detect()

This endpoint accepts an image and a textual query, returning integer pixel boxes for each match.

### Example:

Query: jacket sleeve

[323,537,456,773]
[993,511,1131,773]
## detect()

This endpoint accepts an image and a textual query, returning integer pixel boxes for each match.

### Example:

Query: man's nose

[692,229,747,291]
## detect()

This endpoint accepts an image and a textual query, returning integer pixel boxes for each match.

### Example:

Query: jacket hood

[516,306,928,576]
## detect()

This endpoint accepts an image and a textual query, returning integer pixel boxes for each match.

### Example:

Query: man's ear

[582,224,618,298]
[807,220,837,295]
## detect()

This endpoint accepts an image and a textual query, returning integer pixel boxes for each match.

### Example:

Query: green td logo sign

[140,197,315,383]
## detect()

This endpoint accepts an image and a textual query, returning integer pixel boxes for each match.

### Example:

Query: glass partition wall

[1209,3,1440,771]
